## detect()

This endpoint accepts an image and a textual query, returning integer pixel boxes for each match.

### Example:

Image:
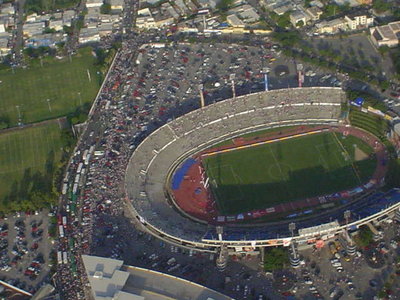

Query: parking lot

[0,211,52,295]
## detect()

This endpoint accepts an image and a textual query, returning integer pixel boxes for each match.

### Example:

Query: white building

[344,14,374,30]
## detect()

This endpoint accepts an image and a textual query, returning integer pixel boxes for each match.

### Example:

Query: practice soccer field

[0,121,64,203]
[202,131,377,215]
[0,47,100,126]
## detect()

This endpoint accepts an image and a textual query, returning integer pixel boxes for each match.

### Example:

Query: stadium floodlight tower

[344,210,356,256]
[262,67,269,91]
[230,74,236,98]
[199,84,205,108]
[289,222,300,268]
[215,226,227,271]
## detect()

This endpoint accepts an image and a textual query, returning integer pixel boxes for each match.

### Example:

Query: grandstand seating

[125,87,368,244]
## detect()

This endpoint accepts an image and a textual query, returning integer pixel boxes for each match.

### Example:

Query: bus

[62,216,67,227]
[59,225,64,238]
[57,251,63,264]
[63,252,68,264]
[77,163,83,174]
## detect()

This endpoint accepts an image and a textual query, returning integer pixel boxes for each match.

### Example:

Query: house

[344,14,374,30]
[370,21,400,48]
[228,5,260,24]
[290,10,308,27]
[306,6,323,21]
[226,14,245,27]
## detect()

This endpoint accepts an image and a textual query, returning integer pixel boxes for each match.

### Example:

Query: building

[356,0,372,4]
[49,19,64,31]
[108,0,124,13]
[290,10,308,27]
[344,14,374,30]
[136,8,156,28]
[82,255,233,300]
[86,0,103,8]
[370,21,400,48]
[23,22,45,37]
[315,18,348,34]
[273,3,293,16]
[306,6,323,21]
[79,27,100,43]
[0,32,10,56]
[226,14,245,27]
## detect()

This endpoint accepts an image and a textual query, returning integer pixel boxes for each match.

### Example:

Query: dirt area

[355,146,368,161]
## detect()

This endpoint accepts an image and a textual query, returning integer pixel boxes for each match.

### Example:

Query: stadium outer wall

[124,87,400,252]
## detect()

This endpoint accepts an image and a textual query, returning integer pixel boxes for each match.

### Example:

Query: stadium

[124,87,400,252]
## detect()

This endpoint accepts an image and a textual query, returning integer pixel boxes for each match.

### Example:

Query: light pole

[230,74,236,98]
[78,92,82,106]
[344,210,356,255]
[16,105,21,123]
[289,222,300,268]
[46,99,52,112]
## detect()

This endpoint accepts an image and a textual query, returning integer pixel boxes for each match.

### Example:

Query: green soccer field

[0,121,64,203]
[0,47,100,126]
[202,131,377,215]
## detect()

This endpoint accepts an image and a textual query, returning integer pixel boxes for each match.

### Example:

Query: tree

[264,247,289,272]
[100,3,111,14]
[296,20,304,28]
[373,0,390,13]
[216,0,234,12]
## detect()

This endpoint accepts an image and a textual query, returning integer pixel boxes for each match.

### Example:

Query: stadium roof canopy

[82,255,144,300]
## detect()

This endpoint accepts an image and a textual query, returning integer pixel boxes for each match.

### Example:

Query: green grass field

[203,131,377,215]
[0,47,100,126]
[0,121,64,203]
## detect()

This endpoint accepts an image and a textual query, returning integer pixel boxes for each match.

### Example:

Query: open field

[203,131,376,215]
[0,47,100,126]
[0,121,65,203]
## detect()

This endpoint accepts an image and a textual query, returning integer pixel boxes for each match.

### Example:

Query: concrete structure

[370,21,400,48]
[83,255,233,300]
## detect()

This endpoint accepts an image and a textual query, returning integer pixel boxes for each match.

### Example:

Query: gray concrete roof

[122,265,233,300]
